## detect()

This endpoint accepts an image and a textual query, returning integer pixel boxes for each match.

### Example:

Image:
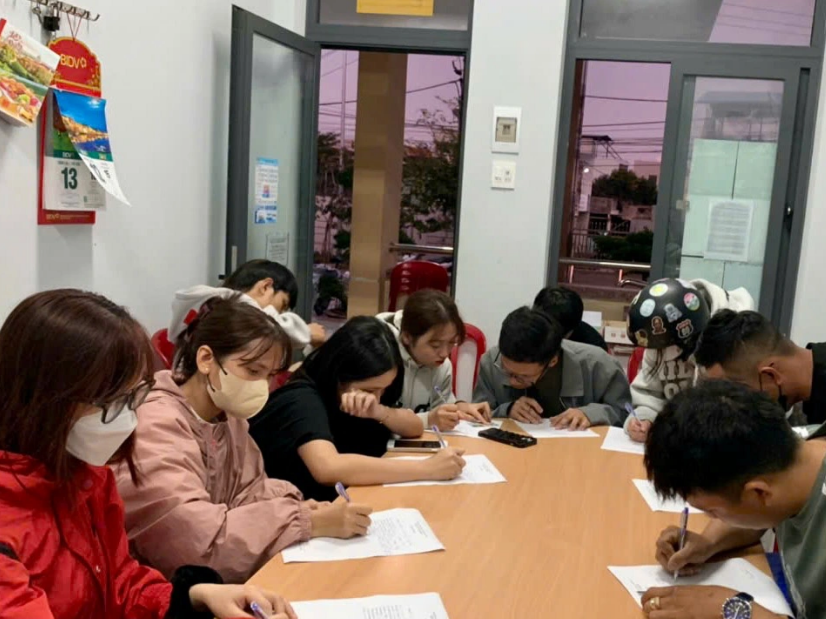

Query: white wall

[0,0,304,330]
[791,58,826,343]
[454,0,569,343]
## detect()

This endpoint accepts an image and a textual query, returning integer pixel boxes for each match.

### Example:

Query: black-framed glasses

[494,355,551,388]
[98,379,155,424]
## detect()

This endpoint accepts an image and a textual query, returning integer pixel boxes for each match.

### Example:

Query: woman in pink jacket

[114,296,372,583]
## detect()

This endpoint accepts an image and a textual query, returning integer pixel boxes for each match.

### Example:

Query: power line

[582,120,666,128]
[586,94,668,103]
[715,18,813,36]
[320,56,359,78]
[723,2,815,18]
[318,79,461,106]
[717,10,813,29]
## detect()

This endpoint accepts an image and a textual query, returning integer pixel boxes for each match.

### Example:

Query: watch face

[723,597,752,619]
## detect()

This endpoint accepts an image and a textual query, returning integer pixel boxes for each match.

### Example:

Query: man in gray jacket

[473,307,631,428]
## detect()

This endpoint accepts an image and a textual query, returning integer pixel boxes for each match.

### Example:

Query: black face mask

[760,371,789,411]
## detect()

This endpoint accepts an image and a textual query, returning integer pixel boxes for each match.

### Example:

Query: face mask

[66,404,138,467]
[207,367,269,419]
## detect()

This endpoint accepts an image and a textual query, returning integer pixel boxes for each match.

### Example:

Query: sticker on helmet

[684,293,700,311]
[676,319,694,339]
[651,316,667,336]
[640,298,656,317]
[664,303,683,323]
[635,329,649,348]
[649,283,669,297]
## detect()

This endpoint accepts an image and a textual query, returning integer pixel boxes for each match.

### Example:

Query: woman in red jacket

[0,289,295,619]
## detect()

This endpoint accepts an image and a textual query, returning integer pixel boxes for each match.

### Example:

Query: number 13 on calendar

[43,153,106,211]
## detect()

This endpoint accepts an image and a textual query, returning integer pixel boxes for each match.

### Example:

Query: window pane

[559,60,670,309]
[319,0,470,30]
[581,0,815,47]
[664,77,783,303]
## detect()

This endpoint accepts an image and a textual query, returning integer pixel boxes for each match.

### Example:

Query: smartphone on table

[387,439,443,453]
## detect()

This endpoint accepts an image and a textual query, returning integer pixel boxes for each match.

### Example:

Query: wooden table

[249,424,766,618]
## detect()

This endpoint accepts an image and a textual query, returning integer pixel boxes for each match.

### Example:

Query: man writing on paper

[473,307,630,429]
[642,380,826,619]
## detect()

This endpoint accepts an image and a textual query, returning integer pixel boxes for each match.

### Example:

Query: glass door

[652,57,801,316]
[227,7,321,318]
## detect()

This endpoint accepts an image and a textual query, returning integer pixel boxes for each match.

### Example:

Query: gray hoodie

[473,340,631,426]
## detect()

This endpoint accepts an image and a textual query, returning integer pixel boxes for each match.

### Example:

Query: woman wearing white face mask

[0,289,296,619]
[114,296,372,584]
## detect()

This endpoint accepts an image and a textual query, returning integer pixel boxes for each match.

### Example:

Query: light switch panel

[491,160,517,189]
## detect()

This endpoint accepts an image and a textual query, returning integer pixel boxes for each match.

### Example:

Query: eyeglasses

[494,356,550,387]
[97,379,155,424]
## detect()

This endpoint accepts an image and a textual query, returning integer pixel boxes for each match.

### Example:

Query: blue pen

[675,507,689,581]
[431,424,447,448]
[249,601,269,619]
[625,402,639,421]
[335,481,351,503]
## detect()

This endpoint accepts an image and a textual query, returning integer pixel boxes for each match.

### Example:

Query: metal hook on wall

[28,0,101,25]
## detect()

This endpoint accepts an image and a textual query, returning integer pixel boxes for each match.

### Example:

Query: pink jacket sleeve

[115,406,312,584]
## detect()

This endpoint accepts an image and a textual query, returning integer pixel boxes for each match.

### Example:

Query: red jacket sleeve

[100,470,174,619]
[0,554,55,619]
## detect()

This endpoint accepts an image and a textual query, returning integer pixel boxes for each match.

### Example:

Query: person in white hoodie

[624,278,754,443]
[168,260,326,353]
[377,290,491,431]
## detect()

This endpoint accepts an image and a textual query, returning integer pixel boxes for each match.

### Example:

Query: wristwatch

[722,592,754,619]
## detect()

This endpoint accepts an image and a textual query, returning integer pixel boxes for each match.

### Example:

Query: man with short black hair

[473,307,630,428]
[642,380,826,619]
[533,287,608,351]
[695,310,826,425]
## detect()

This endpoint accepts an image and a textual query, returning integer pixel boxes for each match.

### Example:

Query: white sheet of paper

[632,479,702,514]
[292,593,449,619]
[439,419,502,438]
[383,454,506,487]
[514,419,598,438]
[281,508,444,563]
[608,559,793,617]
[601,427,645,455]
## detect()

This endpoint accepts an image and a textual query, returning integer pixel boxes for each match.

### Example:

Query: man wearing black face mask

[694,310,826,425]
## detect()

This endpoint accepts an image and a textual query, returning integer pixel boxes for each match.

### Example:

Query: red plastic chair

[388,261,449,311]
[450,323,487,399]
[270,371,292,392]
[627,347,645,383]
[151,329,175,370]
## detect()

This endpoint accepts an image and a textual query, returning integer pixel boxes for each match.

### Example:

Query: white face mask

[66,404,138,467]
[207,367,269,419]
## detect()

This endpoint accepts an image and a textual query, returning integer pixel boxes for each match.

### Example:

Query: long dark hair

[294,316,404,409]
[173,295,292,382]
[0,290,154,484]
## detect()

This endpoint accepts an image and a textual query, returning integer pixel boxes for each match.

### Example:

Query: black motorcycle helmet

[627,278,711,354]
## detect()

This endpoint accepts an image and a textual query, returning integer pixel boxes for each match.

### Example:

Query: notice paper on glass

[383,454,506,487]
[704,199,754,262]
[601,427,645,455]
[292,593,449,619]
[281,508,443,563]
[514,419,598,439]
[632,479,701,514]
[265,231,289,265]
[608,559,793,617]
[255,158,279,207]
[439,419,502,439]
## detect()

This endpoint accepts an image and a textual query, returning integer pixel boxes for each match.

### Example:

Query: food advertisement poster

[52,89,131,205]
[0,17,59,126]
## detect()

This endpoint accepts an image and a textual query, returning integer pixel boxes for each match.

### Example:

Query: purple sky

[318,52,461,144]
[317,0,813,168]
